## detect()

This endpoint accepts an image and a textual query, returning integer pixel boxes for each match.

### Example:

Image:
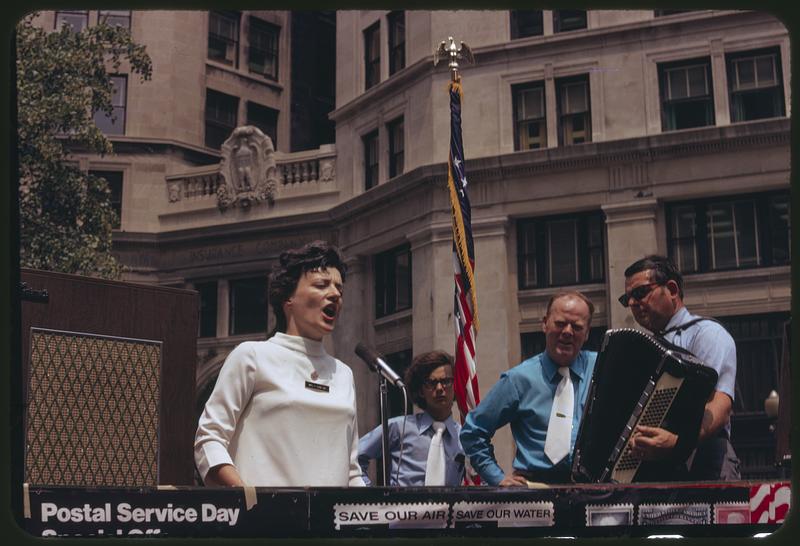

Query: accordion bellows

[571,328,718,483]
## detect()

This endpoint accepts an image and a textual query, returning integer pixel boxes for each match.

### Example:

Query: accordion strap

[658,316,724,337]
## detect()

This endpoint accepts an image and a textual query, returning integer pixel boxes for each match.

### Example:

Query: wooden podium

[18,268,199,486]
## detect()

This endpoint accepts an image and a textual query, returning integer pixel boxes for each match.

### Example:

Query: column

[602,199,659,329]
[710,38,730,126]
[545,63,558,148]
[470,216,517,473]
[408,222,454,354]
[217,279,229,338]
[330,255,374,435]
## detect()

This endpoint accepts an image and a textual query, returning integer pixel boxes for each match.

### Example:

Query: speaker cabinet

[20,269,198,486]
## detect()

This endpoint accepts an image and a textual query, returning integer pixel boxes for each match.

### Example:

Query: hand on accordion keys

[629,425,678,461]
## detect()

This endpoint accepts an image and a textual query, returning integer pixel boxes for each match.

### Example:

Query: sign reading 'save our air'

[334,503,449,529]
[451,501,554,528]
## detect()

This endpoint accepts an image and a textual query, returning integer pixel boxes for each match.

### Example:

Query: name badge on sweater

[305,381,330,393]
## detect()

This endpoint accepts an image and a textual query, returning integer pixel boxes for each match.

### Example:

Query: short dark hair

[545,290,595,326]
[624,255,684,299]
[405,350,454,409]
[268,240,347,333]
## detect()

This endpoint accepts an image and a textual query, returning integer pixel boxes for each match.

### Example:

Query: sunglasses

[423,377,455,389]
[618,282,663,307]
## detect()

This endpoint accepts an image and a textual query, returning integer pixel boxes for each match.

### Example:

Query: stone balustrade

[165,144,336,204]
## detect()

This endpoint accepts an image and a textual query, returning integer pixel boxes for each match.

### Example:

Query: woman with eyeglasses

[357,350,465,486]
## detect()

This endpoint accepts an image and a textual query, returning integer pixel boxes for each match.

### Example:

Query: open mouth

[322,304,337,320]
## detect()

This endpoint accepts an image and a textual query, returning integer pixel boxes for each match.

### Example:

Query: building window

[721,313,789,415]
[208,11,240,67]
[659,57,715,131]
[229,277,267,336]
[388,11,405,76]
[722,312,789,480]
[93,75,127,135]
[363,130,379,190]
[517,211,605,289]
[510,10,544,39]
[557,74,591,145]
[667,191,790,273]
[88,170,123,229]
[196,281,218,338]
[375,244,412,318]
[364,22,381,90]
[388,116,404,179]
[248,17,279,80]
[553,10,587,33]
[247,101,278,148]
[98,10,131,28]
[205,89,239,150]
[521,327,605,361]
[727,48,785,123]
[513,81,547,150]
[55,10,89,31]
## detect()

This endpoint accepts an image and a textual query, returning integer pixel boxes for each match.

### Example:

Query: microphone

[355,343,405,388]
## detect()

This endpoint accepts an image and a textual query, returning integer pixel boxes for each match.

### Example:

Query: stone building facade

[36,9,791,479]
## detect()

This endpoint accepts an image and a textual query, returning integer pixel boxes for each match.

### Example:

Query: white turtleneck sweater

[194,332,365,487]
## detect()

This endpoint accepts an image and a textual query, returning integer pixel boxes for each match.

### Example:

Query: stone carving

[319,159,336,183]
[218,126,278,211]
[167,182,182,202]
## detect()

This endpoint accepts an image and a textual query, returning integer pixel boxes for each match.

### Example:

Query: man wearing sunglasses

[357,350,465,486]
[621,255,739,481]
[460,291,596,486]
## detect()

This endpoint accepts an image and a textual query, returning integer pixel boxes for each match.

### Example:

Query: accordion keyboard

[610,372,683,483]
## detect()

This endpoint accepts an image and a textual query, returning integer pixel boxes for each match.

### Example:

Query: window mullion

[732,203,740,268]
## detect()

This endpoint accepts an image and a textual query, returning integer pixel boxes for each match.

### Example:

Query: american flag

[447,78,481,468]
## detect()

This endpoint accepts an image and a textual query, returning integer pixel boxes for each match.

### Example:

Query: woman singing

[194,241,365,487]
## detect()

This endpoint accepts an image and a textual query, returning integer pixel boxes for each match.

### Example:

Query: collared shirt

[660,306,737,435]
[358,412,464,486]
[459,350,597,486]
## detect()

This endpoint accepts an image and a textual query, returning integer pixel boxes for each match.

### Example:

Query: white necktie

[544,366,574,465]
[425,422,446,486]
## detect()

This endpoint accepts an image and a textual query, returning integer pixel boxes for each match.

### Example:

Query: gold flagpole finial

[434,36,475,82]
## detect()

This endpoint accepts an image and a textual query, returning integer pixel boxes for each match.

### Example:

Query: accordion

[571,328,718,483]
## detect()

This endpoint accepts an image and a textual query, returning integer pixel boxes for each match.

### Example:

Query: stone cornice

[113,209,332,247]
[328,118,788,224]
[471,118,790,183]
[94,136,221,165]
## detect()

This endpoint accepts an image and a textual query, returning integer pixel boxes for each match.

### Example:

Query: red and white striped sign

[750,482,791,524]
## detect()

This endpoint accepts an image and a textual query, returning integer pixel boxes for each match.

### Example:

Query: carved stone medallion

[218,126,279,211]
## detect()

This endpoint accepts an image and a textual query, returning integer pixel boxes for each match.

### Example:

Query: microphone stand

[378,374,392,486]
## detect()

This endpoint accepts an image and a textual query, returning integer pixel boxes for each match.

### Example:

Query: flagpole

[435,37,481,484]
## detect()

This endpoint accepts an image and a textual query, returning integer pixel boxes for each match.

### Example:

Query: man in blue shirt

[621,255,740,480]
[358,351,465,486]
[460,291,597,486]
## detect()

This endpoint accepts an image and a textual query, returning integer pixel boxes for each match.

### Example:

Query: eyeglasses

[423,377,455,389]
[618,282,663,307]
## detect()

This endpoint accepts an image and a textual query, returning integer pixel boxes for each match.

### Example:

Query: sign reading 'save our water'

[452,501,554,528]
